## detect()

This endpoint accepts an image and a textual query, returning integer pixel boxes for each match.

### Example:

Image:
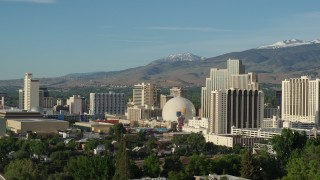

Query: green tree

[29,140,47,158]
[113,139,130,180]
[187,133,206,153]
[13,150,29,159]
[145,137,157,154]
[184,154,209,179]
[65,155,115,180]
[256,150,282,180]
[209,154,241,176]
[143,155,161,178]
[284,144,320,180]
[240,149,260,180]
[162,155,182,177]
[5,159,39,180]
[84,138,100,153]
[168,171,188,180]
[271,128,307,166]
[129,160,143,179]
[109,123,126,141]
[49,150,72,173]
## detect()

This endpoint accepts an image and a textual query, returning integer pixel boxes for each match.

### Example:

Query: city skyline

[1,1,320,80]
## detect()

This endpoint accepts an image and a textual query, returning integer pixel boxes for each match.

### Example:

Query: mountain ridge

[1,39,320,88]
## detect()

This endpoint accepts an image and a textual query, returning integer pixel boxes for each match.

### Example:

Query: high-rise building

[275,90,282,108]
[227,59,245,87]
[67,95,83,114]
[210,89,264,134]
[201,59,259,118]
[90,92,125,115]
[132,82,159,107]
[209,89,264,134]
[24,73,39,111]
[18,89,24,109]
[160,94,174,109]
[282,76,320,126]
[170,87,188,98]
[39,88,55,108]
[0,93,7,109]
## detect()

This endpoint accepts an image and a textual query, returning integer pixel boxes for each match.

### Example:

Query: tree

[29,140,47,158]
[4,159,39,180]
[143,155,161,178]
[187,133,206,153]
[168,171,188,180]
[109,123,126,141]
[65,155,115,180]
[13,150,29,159]
[284,144,320,180]
[113,139,130,180]
[240,149,260,180]
[209,154,241,176]
[271,128,307,165]
[84,138,99,153]
[256,150,282,180]
[145,137,157,154]
[184,154,209,179]
[162,155,182,177]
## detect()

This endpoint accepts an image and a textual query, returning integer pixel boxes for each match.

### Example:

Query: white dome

[162,96,196,122]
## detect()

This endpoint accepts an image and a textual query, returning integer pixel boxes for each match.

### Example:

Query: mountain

[152,53,206,63]
[1,39,320,88]
[257,39,320,49]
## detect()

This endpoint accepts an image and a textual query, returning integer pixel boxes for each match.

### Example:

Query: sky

[1,0,320,80]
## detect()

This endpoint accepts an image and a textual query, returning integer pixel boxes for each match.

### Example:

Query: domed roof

[162,96,196,122]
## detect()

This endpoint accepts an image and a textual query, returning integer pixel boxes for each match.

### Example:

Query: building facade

[170,87,188,98]
[282,76,320,126]
[67,95,83,115]
[201,59,258,119]
[160,94,174,109]
[89,92,125,115]
[23,73,39,111]
[132,82,159,107]
[210,89,264,134]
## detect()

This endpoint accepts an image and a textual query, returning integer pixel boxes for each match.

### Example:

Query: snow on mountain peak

[257,39,320,49]
[155,53,206,63]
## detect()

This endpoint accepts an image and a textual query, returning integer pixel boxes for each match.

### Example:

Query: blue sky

[1,0,320,80]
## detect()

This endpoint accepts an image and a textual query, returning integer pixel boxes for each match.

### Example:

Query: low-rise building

[204,134,265,148]
[74,121,114,133]
[7,118,69,134]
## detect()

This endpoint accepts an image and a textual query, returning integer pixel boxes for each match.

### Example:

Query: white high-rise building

[200,59,263,134]
[67,95,83,114]
[90,92,125,115]
[282,76,320,126]
[201,59,258,118]
[210,89,264,134]
[227,59,245,87]
[23,73,39,111]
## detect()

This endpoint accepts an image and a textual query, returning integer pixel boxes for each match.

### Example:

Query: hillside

[1,40,320,88]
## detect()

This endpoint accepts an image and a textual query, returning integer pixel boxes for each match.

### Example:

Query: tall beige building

[201,59,258,118]
[132,82,158,107]
[282,76,320,126]
[24,73,39,111]
[200,59,263,134]
[210,89,264,134]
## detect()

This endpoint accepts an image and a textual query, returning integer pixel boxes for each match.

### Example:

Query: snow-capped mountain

[258,39,320,49]
[154,53,206,63]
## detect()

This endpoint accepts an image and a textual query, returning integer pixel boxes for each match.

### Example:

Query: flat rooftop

[8,118,67,123]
